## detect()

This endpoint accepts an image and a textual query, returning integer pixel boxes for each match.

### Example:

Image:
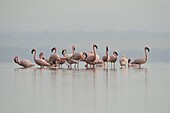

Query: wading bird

[83,44,98,69]
[102,46,109,67]
[62,49,77,68]
[119,55,128,68]
[31,48,50,68]
[14,56,34,68]
[49,47,60,67]
[70,45,83,69]
[131,47,150,68]
[108,51,118,69]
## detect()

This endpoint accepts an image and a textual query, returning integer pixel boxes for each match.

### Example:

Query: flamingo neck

[93,46,96,59]
[106,51,108,60]
[145,49,148,62]
[34,51,36,61]
[72,47,75,54]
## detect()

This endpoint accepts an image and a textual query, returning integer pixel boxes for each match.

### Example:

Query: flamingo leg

[139,64,141,69]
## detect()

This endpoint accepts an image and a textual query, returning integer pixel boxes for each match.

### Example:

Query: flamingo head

[93,44,98,49]
[145,47,150,52]
[39,52,44,58]
[128,59,131,63]
[51,47,56,53]
[14,56,18,63]
[62,49,67,56]
[83,52,88,59]
[31,49,36,54]
[113,51,118,56]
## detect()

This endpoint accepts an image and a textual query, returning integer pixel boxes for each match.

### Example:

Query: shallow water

[0,62,170,113]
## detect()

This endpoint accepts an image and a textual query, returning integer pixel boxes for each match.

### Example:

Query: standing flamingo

[14,56,34,68]
[62,49,77,68]
[31,48,50,68]
[119,55,128,68]
[84,44,98,68]
[70,45,83,69]
[102,46,109,67]
[131,47,150,68]
[49,47,60,66]
[108,51,118,69]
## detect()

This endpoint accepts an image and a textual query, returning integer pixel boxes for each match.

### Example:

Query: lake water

[0,62,170,113]
[0,31,170,113]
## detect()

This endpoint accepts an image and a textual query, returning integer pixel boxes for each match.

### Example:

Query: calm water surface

[0,63,170,113]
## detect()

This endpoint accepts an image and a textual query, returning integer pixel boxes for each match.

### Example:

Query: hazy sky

[0,0,170,31]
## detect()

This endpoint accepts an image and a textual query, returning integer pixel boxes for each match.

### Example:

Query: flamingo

[82,52,92,68]
[131,47,150,68]
[70,45,83,69]
[119,54,128,68]
[92,51,103,66]
[84,44,98,68]
[49,47,60,66]
[31,48,50,68]
[14,56,34,68]
[102,46,109,67]
[108,51,118,69]
[62,49,77,68]
[82,52,89,68]
[39,52,49,63]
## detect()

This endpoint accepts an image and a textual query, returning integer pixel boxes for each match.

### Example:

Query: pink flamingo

[70,45,83,69]
[131,47,150,68]
[49,47,60,66]
[14,56,34,68]
[108,51,118,69]
[62,49,77,68]
[31,48,50,68]
[119,54,128,68]
[102,46,109,67]
[83,44,98,68]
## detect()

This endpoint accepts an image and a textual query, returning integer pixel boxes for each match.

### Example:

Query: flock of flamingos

[14,44,150,69]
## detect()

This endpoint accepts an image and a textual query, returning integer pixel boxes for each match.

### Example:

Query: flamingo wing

[131,58,145,64]
[49,54,60,64]
[20,59,34,68]
[109,55,117,62]
[71,52,82,60]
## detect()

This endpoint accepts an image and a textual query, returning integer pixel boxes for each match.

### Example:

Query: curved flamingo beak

[94,44,98,49]
[113,51,118,56]
[128,59,131,63]
[51,47,56,52]
[62,49,67,55]
[83,52,88,59]
[106,46,108,52]
[31,49,35,54]
[14,56,18,63]
[145,47,150,52]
